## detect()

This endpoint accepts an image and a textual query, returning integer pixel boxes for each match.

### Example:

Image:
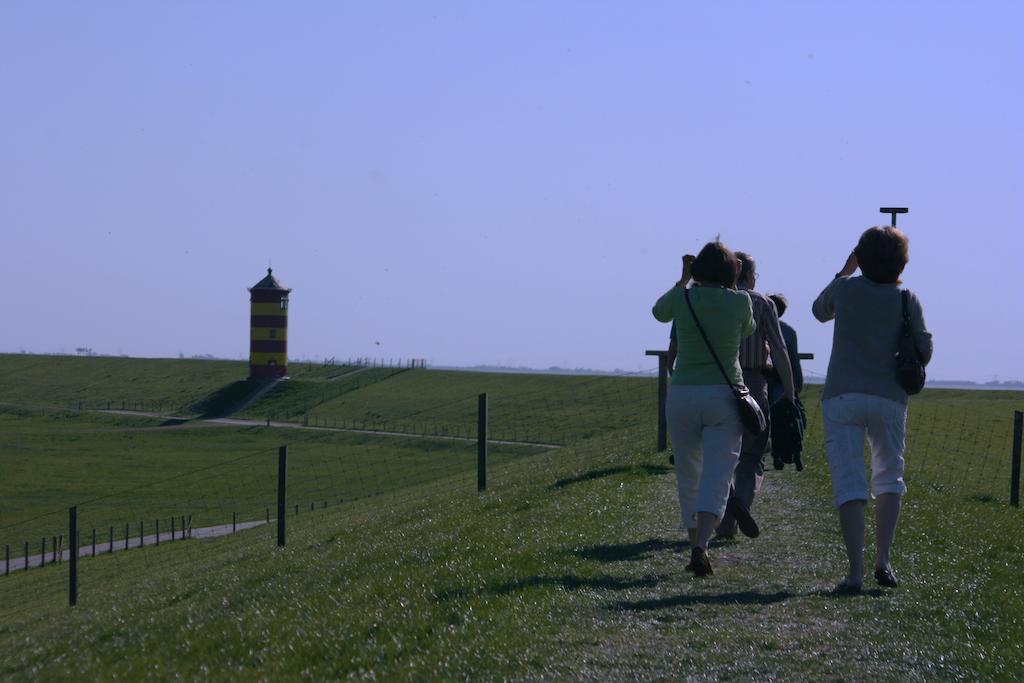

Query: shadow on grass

[437,574,668,601]
[552,464,672,489]
[610,589,798,611]
[815,586,885,599]
[575,537,688,562]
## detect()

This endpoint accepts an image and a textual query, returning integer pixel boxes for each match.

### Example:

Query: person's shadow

[610,590,798,612]
[574,537,688,563]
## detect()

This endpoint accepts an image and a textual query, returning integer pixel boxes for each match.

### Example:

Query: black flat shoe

[690,547,713,577]
[833,580,862,596]
[725,497,760,539]
[874,567,899,588]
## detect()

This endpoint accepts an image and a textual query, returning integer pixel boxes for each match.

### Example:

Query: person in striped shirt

[715,252,796,538]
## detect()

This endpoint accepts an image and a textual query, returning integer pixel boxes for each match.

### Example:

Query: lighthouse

[248,268,291,379]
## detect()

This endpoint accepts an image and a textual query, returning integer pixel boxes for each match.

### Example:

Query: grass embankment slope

[0,353,372,416]
[0,354,1022,679]
[2,420,1022,679]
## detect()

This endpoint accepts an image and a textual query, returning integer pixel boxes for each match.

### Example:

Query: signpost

[880,207,908,227]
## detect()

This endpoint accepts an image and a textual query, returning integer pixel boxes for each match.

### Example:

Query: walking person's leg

[691,387,743,575]
[874,494,901,583]
[823,395,871,590]
[866,396,908,586]
[717,369,769,537]
[839,500,866,587]
[666,386,704,544]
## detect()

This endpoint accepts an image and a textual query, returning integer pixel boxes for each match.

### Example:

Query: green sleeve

[652,287,680,323]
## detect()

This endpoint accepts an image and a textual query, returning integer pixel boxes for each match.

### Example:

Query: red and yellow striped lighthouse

[248,268,291,379]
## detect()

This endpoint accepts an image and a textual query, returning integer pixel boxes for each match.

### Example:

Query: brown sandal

[689,547,713,577]
[874,567,899,588]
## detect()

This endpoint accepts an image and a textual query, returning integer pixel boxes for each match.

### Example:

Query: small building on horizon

[248,268,291,379]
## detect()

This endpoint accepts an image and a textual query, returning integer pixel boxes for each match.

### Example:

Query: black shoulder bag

[683,288,767,435]
[895,289,926,395]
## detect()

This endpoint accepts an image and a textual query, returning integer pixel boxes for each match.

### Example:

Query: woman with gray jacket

[813,226,932,593]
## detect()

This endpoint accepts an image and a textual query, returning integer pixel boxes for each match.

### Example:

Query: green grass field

[237,367,657,445]
[0,354,1022,679]
[0,406,545,547]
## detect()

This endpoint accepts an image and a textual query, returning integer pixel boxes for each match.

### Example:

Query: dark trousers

[717,369,771,536]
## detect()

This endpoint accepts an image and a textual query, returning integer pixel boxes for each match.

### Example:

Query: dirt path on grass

[4,519,270,573]
[544,438,1020,680]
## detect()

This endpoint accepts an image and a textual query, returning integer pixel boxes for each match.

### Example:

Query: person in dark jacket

[767,294,803,404]
[766,294,806,471]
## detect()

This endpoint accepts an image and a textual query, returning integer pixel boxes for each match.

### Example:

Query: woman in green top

[652,241,755,576]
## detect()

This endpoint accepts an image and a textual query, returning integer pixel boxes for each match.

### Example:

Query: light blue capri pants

[823,392,908,507]
[666,384,744,527]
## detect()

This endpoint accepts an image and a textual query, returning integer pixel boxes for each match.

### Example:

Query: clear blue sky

[2,2,1021,381]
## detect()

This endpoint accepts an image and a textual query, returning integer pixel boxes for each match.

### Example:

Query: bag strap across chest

[683,287,743,394]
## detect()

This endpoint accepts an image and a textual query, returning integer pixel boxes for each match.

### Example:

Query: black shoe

[725,497,760,539]
[874,566,899,588]
[690,547,713,577]
[833,579,862,596]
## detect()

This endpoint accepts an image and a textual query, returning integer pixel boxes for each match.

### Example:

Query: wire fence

[782,386,1022,505]
[1,364,1020,616]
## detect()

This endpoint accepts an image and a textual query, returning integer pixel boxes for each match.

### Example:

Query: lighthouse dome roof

[250,268,290,291]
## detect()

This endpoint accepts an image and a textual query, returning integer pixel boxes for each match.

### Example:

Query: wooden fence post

[69,506,78,606]
[645,350,668,453]
[478,393,488,492]
[277,445,287,547]
[1012,410,1022,507]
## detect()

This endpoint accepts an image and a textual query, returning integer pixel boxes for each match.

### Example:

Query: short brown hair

[855,226,909,284]
[691,241,738,289]
[768,293,788,317]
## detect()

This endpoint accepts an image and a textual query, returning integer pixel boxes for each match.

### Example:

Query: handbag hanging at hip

[683,288,767,435]
[895,289,926,395]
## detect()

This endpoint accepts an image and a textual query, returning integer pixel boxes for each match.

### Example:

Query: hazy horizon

[6,348,1024,387]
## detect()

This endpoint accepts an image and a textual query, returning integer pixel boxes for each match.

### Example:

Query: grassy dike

[1,420,1021,680]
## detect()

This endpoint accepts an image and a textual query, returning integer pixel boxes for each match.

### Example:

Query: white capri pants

[666,384,743,527]
[822,392,908,508]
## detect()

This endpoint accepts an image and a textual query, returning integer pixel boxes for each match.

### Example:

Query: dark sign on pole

[879,207,909,227]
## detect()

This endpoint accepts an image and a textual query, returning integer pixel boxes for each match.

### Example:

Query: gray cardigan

[812,276,933,404]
